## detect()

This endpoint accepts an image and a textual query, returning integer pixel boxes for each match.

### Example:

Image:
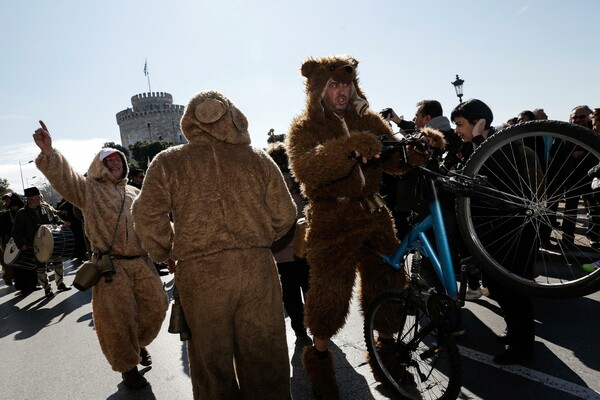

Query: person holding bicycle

[286,55,444,398]
[451,99,540,364]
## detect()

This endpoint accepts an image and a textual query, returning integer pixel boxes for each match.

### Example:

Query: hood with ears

[180,90,251,145]
[86,148,129,183]
[300,55,370,122]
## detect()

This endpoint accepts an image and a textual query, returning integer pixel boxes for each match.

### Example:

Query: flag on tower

[144,59,148,76]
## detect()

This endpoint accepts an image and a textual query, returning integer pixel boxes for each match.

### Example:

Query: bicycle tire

[364,289,462,400]
[457,120,600,298]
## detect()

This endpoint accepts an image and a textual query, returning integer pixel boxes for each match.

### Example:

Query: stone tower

[116,91,187,148]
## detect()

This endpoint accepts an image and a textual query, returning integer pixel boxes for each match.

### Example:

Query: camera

[380,107,394,119]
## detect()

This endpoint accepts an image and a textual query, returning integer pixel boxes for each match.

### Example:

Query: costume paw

[346,131,382,159]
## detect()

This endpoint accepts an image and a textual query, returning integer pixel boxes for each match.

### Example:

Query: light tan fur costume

[132,90,297,399]
[286,55,444,392]
[35,148,168,374]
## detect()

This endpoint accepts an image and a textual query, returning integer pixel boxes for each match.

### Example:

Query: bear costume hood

[300,55,370,122]
[87,148,129,183]
[180,90,251,145]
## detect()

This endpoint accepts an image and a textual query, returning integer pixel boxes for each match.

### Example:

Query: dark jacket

[12,203,62,248]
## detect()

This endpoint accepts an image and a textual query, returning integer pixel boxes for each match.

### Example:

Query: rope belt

[92,252,145,260]
[312,193,387,213]
[110,255,146,260]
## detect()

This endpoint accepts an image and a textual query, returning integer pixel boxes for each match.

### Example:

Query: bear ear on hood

[231,106,248,133]
[195,98,227,123]
[301,59,319,79]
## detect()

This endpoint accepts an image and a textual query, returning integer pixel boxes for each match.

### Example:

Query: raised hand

[472,119,487,138]
[33,120,53,155]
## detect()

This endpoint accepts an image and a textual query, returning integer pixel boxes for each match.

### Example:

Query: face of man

[592,117,600,133]
[27,195,41,209]
[413,106,431,129]
[104,153,124,179]
[132,172,144,185]
[2,196,9,208]
[535,109,548,120]
[322,79,351,116]
[453,116,475,142]
[517,113,532,123]
[570,107,590,127]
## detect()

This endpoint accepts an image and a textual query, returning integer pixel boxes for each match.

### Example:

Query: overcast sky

[2,0,599,194]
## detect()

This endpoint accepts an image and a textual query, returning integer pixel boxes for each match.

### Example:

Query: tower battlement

[116,91,186,148]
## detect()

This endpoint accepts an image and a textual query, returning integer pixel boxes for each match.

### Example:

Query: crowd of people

[1,54,599,399]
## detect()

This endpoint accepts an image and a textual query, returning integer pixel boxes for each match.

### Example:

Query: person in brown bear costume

[131,90,297,399]
[286,55,444,398]
[32,121,169,389]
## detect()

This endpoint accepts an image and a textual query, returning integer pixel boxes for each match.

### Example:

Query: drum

[34,225,75,263]
[3,238,38,270]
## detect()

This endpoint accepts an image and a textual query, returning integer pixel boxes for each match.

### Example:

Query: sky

[1,0,599,194]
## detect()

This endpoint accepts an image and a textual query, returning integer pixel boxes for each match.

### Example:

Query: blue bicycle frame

[376,167,458,299]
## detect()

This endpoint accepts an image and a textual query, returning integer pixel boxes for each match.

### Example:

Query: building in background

[116,92,187,148]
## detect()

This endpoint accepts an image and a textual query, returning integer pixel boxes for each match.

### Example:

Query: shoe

[139,347,152,366]
[122,366,148,389]
[493,347,533,365]
[45,288,54,298]
[57,283,72,292]
[465,287,482,300]
[295,335,313,346]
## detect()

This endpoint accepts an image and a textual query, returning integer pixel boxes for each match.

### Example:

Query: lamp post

[451,74,465,104]
[19,160,33,193]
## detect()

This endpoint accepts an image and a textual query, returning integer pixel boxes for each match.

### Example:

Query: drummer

[1,192,28,289]
[11,186,71,298]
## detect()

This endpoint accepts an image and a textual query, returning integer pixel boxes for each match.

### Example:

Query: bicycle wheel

[364,289,462,400]
[457,120,600,298]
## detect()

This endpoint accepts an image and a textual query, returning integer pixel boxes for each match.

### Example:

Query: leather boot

[301,347,339,400]
[121,366,148,389]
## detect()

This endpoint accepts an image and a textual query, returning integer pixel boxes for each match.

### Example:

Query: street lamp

[19,160,33,193]
[451,74,465,104]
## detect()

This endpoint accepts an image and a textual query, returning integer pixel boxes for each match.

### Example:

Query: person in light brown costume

[132,91,297,399]
[32,121,168,389]
[286,55,444,398]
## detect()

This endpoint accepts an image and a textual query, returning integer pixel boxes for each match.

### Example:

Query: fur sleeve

[35,149,87,209]
[287,122,382,189]
[131,153,174,263]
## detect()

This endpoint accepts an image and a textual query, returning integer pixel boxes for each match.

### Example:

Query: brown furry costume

[35,148,168,377]
[286,55,443,393]
[132,91,297,399]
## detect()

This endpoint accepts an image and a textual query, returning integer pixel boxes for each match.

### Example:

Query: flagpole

[144,58,152,93]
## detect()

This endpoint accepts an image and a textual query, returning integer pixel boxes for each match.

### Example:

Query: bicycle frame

[370,166,458,299]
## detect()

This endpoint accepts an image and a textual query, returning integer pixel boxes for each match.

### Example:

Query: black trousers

[277,259,310,335]
[486,277,535,353]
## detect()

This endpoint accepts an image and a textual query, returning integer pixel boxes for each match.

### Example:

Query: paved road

[1,260,599,399]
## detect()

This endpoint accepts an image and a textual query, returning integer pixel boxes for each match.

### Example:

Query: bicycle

[363,120,600,400]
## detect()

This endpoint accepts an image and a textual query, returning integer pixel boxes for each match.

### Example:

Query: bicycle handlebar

[378,134,527,211]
